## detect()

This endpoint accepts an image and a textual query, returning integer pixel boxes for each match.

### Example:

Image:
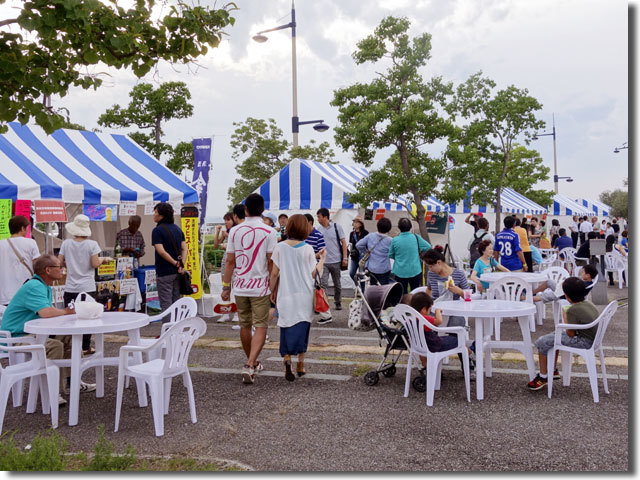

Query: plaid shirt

[116,228,145,257]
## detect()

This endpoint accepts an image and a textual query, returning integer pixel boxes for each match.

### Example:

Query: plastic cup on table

[463,289,472,302]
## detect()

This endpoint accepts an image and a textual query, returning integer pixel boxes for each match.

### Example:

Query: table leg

[127,328,148,408]
[69,334,83,426]
[475,317,484,401]
[518,316,536,381]
[95,334,104,398]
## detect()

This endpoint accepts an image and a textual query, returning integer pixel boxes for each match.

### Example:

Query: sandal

[296,362,307,377]
[283,356,295,382]
[83,347,96,355]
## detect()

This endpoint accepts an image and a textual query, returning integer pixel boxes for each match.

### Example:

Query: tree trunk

[154,116,162,160]
[495,151,510,232]
[398,139,431,243]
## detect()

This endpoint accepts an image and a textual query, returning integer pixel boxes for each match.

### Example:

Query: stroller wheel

[363,371,379,386]
[382,365,396,378]
[412,375,426,392]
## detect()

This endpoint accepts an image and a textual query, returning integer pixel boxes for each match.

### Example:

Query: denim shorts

[535,332,593,356]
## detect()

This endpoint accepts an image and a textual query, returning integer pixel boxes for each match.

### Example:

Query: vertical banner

[0,199,11,239]
[191,137,212,229]
[181,213,202,299]
[15,200,32,238]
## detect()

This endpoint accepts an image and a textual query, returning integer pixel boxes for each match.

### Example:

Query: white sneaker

[217,314,230,323]
[79,381,96,393]
[231,325,240,330]
[232,316,239,322]
[58,395,67,406]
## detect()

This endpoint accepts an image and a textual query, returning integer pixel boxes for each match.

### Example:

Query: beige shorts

[235,295,271,329]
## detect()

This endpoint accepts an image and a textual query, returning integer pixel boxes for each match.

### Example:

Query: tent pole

[45,223,50,254]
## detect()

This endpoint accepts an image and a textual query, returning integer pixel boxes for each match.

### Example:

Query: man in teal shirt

[1,254,91,404]
[389,218,431,294]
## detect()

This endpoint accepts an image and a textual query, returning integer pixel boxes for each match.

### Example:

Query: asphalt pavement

[1,285,629,471]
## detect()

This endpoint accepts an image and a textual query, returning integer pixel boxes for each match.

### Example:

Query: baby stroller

[347,267,412,386]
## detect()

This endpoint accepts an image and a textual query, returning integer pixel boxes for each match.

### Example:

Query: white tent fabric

[446,187,547,214]
[256,158,447,212]
[0,122,198,204]
[576,198,612,217]
[552,194,595,216]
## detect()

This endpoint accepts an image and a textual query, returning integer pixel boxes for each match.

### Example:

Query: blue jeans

[349,259,365,292]
[392,273,422,295]
[369,271,391,286]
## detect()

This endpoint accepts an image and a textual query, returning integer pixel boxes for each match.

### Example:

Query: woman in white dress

[270,214,326,381]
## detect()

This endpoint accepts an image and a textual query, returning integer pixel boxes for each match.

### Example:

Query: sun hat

[475,212,483,218]
[65,214,92,237]
[262,211,278,226]
[352,216,365,227]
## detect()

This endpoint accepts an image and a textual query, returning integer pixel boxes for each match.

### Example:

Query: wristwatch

[222,286,231,291]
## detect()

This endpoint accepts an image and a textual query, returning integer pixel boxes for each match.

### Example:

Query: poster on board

[83,204,117,222]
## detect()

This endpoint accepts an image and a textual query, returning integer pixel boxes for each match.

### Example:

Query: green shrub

[84,425,136,471]
[203,246,225,270]
[0,430,67,471]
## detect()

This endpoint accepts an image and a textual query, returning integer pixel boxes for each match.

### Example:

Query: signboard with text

[180,216,202,299]
[34,200,67,223]
[0,199,11,240]
[83,204,117,222]
[15,200,32,238]
[119,201,137,216]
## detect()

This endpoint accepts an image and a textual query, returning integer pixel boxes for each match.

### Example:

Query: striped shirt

[306,228,326,253]
[427,268,469,300]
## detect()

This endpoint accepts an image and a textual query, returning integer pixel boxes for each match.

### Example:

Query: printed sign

[425,213,449,235]
[144,269,156,285]
[145,286,161,311]
[144,201,155,215]
[34,200,67,223]
[116,257,134,272]
[0,199,11,240]
[97,260,116,276]
[15,200,31,238]
[180,216,202,299]
[119,201,137,216]
[83,204,117,222]
[191,137,212,228]
[119,278,138,295]
[52,286,65,305]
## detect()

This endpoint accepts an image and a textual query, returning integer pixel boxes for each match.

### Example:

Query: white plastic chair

[135,297,198,360]
[0,343,59,434]
[115,317,207,436]
[547,301,617,403]
[0,331,35,407]
[604,253,626,289]
[487,276,535,338]
[538,252,558,271]
[393,304,470,407]
[559,247,578,275]
[543,266,570,326]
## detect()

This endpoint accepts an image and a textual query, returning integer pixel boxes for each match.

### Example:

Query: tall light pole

[533,114,571,193]
[613,141,628,153]
[252,0,328,148]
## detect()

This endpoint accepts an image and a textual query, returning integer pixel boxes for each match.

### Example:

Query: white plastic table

[24,312,149,426]
[435,299,537,401]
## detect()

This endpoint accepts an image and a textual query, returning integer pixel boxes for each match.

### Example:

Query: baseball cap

[262,211,278,226]
[475,212,483,218]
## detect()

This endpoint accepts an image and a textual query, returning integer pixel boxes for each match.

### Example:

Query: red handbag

[313,272,330,313]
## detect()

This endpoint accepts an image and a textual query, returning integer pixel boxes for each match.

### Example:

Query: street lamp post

[613,142,628,153]
[252,0,328,148]
[533,114,570,193]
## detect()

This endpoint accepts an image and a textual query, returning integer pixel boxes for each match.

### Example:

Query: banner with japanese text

[191,138,212,229]
[0,199,11,239]
[15,200,32,237]
[180,216,202,299]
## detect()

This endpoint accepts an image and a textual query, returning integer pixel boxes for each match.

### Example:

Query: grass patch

[318,356,352,362]
[351,364,370,377]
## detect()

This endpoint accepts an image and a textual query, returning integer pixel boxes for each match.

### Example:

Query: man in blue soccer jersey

[493,215,527,271]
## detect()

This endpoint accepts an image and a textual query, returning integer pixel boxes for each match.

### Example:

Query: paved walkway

[1,285,628,471]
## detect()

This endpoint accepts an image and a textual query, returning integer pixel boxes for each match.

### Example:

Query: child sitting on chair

[409,292,475,372]
[532,264,598,304]
[527,276,599,391]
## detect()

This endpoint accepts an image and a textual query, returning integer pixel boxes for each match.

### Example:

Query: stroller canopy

[361,282,404,327]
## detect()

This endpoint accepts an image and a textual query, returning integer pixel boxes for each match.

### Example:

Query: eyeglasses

[47,265,62,270]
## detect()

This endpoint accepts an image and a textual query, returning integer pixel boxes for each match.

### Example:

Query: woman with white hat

[58,214,113,355]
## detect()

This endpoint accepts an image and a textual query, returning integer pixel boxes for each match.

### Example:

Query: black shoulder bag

[334,223,348,270]
[161,224,193,295]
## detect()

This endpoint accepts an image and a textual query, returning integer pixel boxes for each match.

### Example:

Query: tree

[0,0,236,134]
[228,117,335,207]
[331,16,462,240]
[600,179,628,219]
[448,72,549,232]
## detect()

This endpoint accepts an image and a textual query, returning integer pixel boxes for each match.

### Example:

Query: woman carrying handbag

[269,215,326,381]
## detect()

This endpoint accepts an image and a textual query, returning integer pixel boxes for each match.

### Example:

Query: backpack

[469,231,488,268]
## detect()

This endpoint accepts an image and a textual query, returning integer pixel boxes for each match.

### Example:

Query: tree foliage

[600,180,628,219]
[448,72,549,232]
[0,0,236,133]
[98,81,192,159]
[228,117,335,207]
[331,16,462,240]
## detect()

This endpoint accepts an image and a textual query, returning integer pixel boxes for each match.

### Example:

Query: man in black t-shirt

[465,212,482,232]
[151,203,188,314]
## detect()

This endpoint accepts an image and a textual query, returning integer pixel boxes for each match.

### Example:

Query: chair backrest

[604,252,625,270]
[0,330,10,360]
[487,276,531,303]
[545,266,570,286]
[0,343,46,374]
[166,297,198,323]
[160,317,207,374]
[585,274,599,291]
[393,304,435,355]
[591,301,618,350]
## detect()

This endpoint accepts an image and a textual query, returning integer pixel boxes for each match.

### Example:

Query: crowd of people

[0,195,629,395]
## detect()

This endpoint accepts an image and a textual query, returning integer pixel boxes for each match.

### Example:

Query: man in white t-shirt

[0,215,40,305]
[579,215,592,245]
[567,215,579,248]
[221,194,277,384]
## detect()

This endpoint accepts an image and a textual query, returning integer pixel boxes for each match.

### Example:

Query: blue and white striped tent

[551,194,595,216]
[447,187,547,215]
[0,122,198,204]
[256,158,447,212]
[577,198,612,217]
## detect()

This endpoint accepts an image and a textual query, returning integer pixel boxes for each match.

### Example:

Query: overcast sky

[2,0,630,218]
